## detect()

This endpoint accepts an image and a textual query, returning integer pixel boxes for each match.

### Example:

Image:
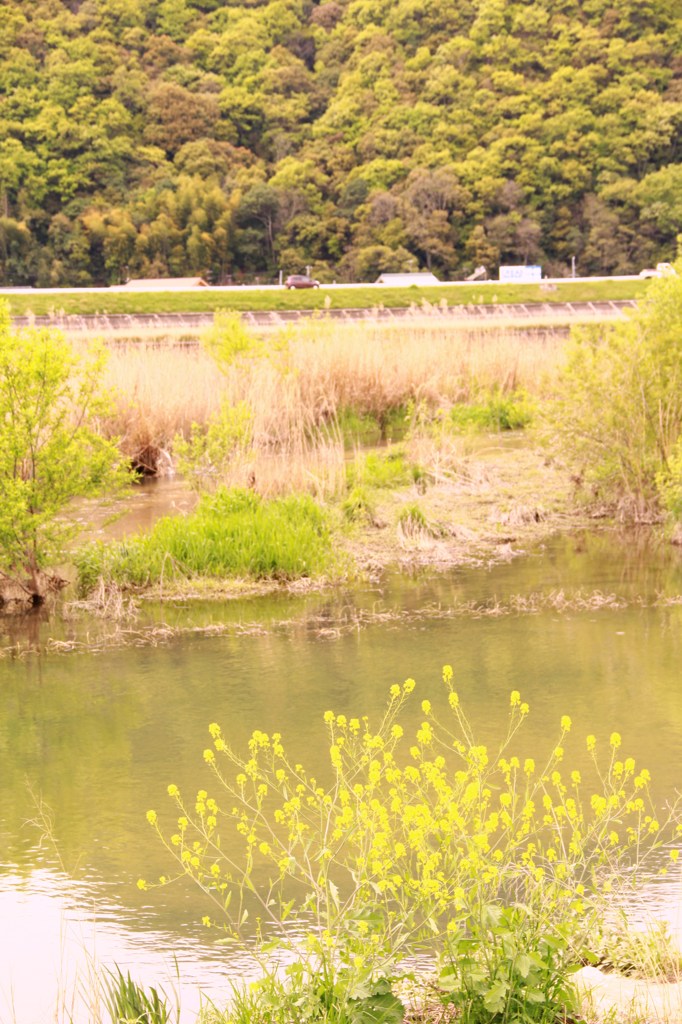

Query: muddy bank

[341,441,582,578]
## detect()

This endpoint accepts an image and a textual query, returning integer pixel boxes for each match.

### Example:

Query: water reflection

[0,868,239,1024]
[1,529,681,1019]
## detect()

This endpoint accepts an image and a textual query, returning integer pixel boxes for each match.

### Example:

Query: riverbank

[7,297,677,617]
[70,438,584,610]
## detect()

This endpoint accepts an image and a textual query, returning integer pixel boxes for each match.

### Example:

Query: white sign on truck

[499,265,542,282]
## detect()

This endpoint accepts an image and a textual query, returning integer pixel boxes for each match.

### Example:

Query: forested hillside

[1,0,681,285]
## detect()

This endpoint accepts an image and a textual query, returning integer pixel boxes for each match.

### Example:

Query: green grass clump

[341,486,376,523]
[449,390,534,433]
[397,502,429,534]
[397,502,446,541]
[103,968,173,1024]
[76,488,335,591]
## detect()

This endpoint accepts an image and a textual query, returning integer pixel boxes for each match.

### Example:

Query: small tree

[0,302,124,604]
[544,262,682,520]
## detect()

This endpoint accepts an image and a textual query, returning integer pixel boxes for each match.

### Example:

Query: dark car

[284,274,320,289]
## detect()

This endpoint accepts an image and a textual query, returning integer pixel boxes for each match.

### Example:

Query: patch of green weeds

[595,920,682,981]
[441,905,580,1024]
[336,407,410,448]
[75,487,336,591]
[201,970,405,1024]
[378,405,411,443]
[337,409,384,448]
[174,400,254,487]
[449,389,534,433]
[346,448,419,490]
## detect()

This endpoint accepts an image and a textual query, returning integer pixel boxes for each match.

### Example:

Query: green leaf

[515,953,531,979]
[349,992,405,1024]
[525,987,548,1003]
[482,980,508,1013]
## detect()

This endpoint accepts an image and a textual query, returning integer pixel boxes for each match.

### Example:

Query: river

[1,528,681,1022]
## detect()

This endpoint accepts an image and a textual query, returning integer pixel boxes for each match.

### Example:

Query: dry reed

[288,316,563,415]
[216,438,348,499]
[100,342,223,471]
[88,316,565,482]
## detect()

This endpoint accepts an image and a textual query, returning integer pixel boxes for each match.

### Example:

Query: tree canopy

[0,0,681,283]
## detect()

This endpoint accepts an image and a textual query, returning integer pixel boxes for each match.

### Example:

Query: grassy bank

[76,440,577,602]
[4,278,648,317]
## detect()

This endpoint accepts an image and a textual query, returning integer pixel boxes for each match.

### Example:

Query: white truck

[638,262,677,279]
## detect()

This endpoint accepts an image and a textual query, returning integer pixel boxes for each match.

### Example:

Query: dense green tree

[235,182,280,267]
[336,243,416,282]
[0,0,681,282]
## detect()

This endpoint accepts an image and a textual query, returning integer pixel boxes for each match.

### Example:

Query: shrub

[0,302,124,601]
[656,434,682,524]
[545,264,682,519]
[202,311,273,369]
[141,669,682,1024]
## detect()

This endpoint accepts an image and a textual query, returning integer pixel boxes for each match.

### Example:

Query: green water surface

[1,529,681,1021]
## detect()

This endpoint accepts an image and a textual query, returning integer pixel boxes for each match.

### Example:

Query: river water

[1,528,682,1022]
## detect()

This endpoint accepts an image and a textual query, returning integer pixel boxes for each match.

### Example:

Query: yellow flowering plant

[142,668,682,1024]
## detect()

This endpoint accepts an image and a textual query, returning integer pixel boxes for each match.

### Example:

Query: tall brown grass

[92,315,565,482]
[99,341,223,472]
[288,316,563,416]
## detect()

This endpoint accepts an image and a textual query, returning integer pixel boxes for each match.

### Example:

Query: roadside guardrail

[10,300,638,334]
